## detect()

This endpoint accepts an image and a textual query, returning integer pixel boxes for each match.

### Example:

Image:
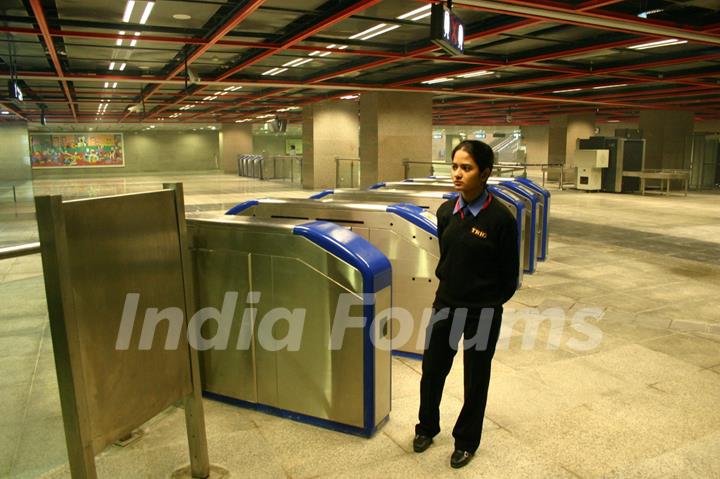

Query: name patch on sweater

[470,227,488,239]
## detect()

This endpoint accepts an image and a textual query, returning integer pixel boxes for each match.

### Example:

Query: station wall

[30,130,221,178]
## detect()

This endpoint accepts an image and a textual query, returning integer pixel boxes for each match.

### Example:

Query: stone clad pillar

[0,121,31,182]
[547,113,596,167]
[302,99,359,189]
[359,92,432,187]
[639,110,694,170]
[220,123,253,174]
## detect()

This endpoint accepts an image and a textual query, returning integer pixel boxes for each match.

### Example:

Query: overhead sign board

[8,80,23,102]
[430,3,464,56]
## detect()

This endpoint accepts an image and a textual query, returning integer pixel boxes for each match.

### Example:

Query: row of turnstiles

[187,176,550,436]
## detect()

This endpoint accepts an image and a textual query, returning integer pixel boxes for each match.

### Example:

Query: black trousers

[415,307,502,453]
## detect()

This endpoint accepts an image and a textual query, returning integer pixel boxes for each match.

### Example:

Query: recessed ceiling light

[173,13,191,20]
[139,2,155,24]
[122,1,135,23]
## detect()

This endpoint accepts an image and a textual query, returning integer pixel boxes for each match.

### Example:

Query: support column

[639,110,694,170]
[220,123,253,174]
[359,92,432,187]
[302,99,359,189]
[0,121,31,182]
[521,125,549,164]
[548,113,596,167]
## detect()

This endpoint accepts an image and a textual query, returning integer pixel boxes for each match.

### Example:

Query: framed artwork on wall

[30,133,125,168]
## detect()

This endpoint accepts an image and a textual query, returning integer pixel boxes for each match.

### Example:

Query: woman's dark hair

[451,140,494,171]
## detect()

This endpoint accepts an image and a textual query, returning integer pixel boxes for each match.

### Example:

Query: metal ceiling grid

[0,0,718,127]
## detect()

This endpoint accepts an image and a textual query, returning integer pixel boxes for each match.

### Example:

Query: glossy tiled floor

[1,171,719,478]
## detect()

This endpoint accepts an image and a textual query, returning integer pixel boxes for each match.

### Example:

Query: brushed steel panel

[61,191,192,452]
[250,254,278,408]
[272,256,365,427]
[322,190,526,282]
[188,216,375,428]
[234,200,441,355]
[192,248,256,402]
[373,286,392,426]
[368,228,437,355]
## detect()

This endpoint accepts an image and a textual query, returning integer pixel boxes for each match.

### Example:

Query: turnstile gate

[226,198,438,357]
[187,215,391,436]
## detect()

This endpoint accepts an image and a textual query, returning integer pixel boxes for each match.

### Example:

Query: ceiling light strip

[139,2,155,25]
[122,1,135,22]
[348,23,389,40]
[397,4,431,20]
[357,24,400,41]
[592,83,627,90]
[629,39,687,50]
[457,70,493,78]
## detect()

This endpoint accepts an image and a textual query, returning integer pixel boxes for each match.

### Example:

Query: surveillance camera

[186,68,200,84]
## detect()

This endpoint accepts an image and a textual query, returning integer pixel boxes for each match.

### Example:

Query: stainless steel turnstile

[309,189,527,283]
[488,182,540,273]
[509,178,550,260]
[382,177,551,261]
[187,215,391,436]
[371,177,550,272]
[226,198,439,357]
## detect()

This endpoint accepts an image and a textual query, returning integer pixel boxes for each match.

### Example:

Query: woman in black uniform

[413,140,519,468]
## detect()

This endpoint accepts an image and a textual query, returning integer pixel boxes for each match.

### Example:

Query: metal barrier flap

[35,184,209,478]
[293,221,392,294]
[385,203,438,236]
[226,199,259,215]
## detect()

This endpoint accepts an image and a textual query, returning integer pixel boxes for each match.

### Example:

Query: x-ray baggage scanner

[225,198,438,357]
[187,215,391,436]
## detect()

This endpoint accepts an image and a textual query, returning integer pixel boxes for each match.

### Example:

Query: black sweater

[433,194,519,313]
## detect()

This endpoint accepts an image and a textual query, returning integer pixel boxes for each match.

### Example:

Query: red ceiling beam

[28,0,77,122]
[0,102,29,121]
[156,0,388,121]
[455,0,720,45]
[595,52,720,74]
[0,25,536,69]
[214,0,385,82]
[125,0,266,119]
[575,1,625,12]
[509,38,644,65]
[166,0,266,82]
[307,18,537,85]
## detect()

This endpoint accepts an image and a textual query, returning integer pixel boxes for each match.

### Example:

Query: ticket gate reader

[225,198,438,357]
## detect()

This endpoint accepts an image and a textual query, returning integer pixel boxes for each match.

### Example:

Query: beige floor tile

[524,355,636,406]
[641,332,720,368]
[9,416,68,478]
[584,292,662,314]
[411,427,577,479]
[511,404,674,478]
[390,357,421,400]
[485,369,574,430]
[582,343,702,386]
[605,430,720,479]
[256,416,405,479]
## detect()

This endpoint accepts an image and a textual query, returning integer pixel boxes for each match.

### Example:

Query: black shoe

[450,450,474,468]
[413,434,433,453]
